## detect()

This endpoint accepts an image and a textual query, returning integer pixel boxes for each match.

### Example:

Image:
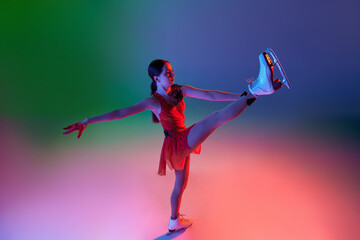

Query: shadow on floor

[154,228,186,240]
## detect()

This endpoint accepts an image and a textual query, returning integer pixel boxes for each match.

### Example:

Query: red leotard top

[153,85,201,176]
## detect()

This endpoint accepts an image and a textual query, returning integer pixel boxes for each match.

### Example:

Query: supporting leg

[171,156,190,219]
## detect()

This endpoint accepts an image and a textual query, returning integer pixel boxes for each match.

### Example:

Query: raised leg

[171,156,190,219]
[187,93,256,150]
[187,49,287,149]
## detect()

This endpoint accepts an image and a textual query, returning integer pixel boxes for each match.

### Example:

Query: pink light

[1,126,359,239]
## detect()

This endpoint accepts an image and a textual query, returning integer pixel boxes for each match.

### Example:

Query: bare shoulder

[143,96,161,113]
[180,84,192,97]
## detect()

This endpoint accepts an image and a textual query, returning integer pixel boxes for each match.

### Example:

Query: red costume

[153,85,201,176]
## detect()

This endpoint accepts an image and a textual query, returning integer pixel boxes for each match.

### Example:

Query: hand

[63,120,88,139]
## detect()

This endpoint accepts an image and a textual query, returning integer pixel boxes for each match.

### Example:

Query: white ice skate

[248,52,275,97]
[248,48,291,97]
[168,214,193,232]
[265,48,292,89]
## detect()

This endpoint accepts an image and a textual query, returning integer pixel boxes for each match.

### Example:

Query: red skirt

[158,124,201,176]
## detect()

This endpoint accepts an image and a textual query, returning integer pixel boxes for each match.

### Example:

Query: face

[155,62,175,90]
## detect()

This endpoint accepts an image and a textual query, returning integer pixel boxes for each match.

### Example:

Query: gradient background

[1,1,359,239]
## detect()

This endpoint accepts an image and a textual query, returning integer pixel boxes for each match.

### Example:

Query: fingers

[77,123,88,138]
[63,122,87,138]
[77,127,84,138]
[62,123,78,135]
[63,123,78,130]
[63,129,74,135]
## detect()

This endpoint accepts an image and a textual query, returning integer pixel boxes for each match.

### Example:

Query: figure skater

[63,49,288,232]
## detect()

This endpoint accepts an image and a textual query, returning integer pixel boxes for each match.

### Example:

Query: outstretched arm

[85,97,157,124]
[182,85,242,101]
[63,97,159,138]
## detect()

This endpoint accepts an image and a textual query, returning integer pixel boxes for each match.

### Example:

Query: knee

[208,111,222,126]
[174,180,187,195]
[211,110,227,126]
[173,186,183,196]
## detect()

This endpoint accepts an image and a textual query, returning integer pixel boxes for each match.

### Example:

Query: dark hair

[148,59,169,123]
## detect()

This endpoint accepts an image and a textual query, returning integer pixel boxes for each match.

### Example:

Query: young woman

[63,51,284,232]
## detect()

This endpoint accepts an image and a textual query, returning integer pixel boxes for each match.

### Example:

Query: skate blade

[265,48,292,89]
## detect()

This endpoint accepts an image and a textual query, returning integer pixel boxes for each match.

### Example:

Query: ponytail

[148,59,169,124]
[151,80,157,94]
[150,80,159,123]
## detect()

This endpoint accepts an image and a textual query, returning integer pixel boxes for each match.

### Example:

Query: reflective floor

[1,126,359,240]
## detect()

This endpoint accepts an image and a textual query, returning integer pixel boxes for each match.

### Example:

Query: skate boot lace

[247,76,260,88]
[247,77,254,84]
[178,214,191,223]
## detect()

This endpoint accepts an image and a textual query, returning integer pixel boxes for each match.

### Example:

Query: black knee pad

[241,91,255,105]
[246,98,256,106]
[241,91,248,97]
